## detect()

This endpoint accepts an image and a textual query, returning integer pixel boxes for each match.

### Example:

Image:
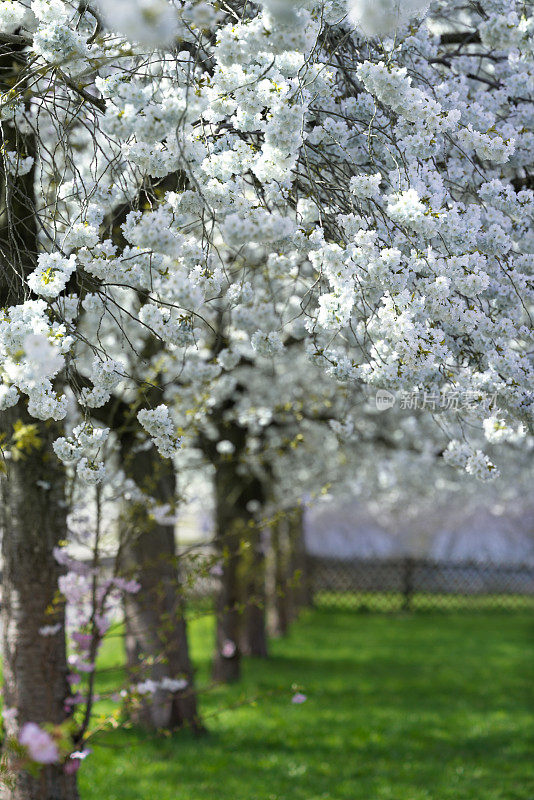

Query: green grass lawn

[315,591,534,612]
[81,609,534,800]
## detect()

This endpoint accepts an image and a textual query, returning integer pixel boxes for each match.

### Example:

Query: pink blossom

[95,614,110,636]
[112,577,141,594]
[291,693,307,704]
[53,548,90,574]
[19,723,59,764]
[58,573,90,604]
[221,640,236,658]
[64,758,81,775]
[64,693,84,710]
[72,631,93,651]
[68,655,94,672]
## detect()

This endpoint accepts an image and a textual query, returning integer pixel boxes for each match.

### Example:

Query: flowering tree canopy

[0,0,532,487]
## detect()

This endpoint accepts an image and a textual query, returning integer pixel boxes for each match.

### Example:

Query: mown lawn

[81,609,534,800]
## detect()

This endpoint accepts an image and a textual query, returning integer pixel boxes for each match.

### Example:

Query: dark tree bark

[0,407,79,800]
[120,444,202,732]
[211,459,245,683]
[287,507,312,617]
[267,513,291,638]
[240,524,268,658]
[211,453,266,682]
[267,506,310,638]
[0,38,78,798]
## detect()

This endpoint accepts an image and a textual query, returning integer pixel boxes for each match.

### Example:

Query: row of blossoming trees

[0,0,532,797]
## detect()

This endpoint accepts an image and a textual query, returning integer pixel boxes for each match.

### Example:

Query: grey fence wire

[306,556,534,612]
[65,550,534,614]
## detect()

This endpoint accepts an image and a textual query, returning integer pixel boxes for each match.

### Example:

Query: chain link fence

[306,556,534,612]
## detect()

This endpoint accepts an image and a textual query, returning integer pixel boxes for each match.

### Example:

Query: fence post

[402,557,414,612]
[305,555,316,608]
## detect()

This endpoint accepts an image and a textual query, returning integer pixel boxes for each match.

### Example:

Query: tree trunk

[267,514,291,638]
[0,406,79,800]
[0,38,78,798]
[240,525,268,658]
[211,458,265,682]
[267,506,310,638]
[211,482,242,683]
[287,506,312,618]
[120,445,202,732]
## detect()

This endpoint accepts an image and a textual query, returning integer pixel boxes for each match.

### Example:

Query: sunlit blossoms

[138,405,183,458]
[0,0,531,476]
[347,0,431,35]
[95,0,180,47]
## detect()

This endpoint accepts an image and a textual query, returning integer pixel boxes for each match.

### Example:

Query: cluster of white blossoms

[347,0,431,36]
[27,253,77,299]
[0,0,29,33]
[443,440,501,481]
[456,126,516,165]
[95,0,180,48]
[250,331,285,358]
[79,357,123,409]
[0,303,71,420]
[138,405,182,458]
[479,9,529,50]
[53,423,109,484]
[0,0,530,486]
[349,173,382,200]
[133,677,188,696]
[2,151,34,176]
[482,417,526,445]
